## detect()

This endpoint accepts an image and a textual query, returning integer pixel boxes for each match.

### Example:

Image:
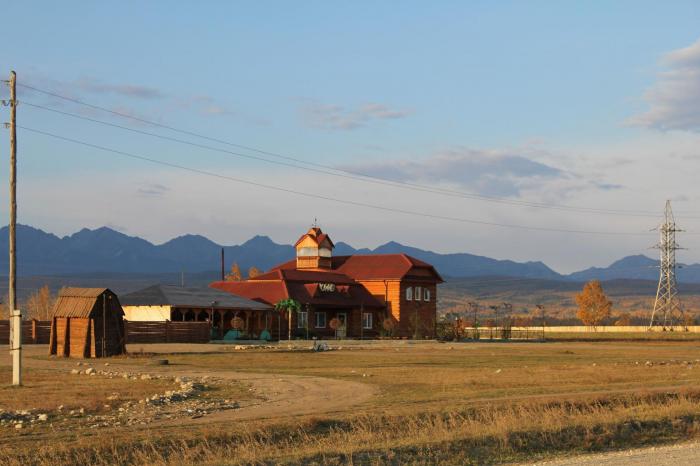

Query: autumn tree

[25,285,55,320]
[225,262,242,281]
[614,312,632,326]
[575,280,612,329]
[247,266,261,279]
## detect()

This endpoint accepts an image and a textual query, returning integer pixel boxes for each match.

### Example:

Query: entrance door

[336,312,347,338]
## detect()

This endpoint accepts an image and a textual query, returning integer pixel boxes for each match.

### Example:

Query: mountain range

[2,224,700,283]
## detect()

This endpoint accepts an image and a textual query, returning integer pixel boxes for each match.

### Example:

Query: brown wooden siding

[124,321,210,344]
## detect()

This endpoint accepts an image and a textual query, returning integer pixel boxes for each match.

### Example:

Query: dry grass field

[2,340,700,465]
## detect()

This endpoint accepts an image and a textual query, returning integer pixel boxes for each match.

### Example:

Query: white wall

[123,305,171,322]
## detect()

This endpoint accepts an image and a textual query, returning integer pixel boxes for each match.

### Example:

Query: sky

[1,1,700,273]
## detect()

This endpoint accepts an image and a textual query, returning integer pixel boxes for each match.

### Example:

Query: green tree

[274,298,301,340]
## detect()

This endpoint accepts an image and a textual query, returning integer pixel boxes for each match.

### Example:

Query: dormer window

[319,247,332,258]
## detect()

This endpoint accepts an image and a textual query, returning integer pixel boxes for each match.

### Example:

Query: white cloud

[299,99,411,130]
[629,37,700,131]
[136,182,170,198]
[74,77,165,99]
[338,148,568,197]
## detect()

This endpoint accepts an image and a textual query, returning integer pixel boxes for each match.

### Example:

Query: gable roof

[271,254,444,282]
[120,284,271,310]
[211,269,384,308]
[294,227,335,249]
[52,287,122,318]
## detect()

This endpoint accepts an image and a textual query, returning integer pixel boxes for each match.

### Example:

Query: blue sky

[1,1,700,272]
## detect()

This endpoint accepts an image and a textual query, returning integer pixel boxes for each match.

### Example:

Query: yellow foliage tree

[575,280,612,329]
[25,285,55,320]
[225,262,242,281]
[247,266,261,279]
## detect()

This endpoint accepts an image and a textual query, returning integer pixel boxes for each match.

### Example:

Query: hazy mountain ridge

[1,224,698,282]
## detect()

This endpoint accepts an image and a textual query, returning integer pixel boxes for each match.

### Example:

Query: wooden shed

[49,287,125,358]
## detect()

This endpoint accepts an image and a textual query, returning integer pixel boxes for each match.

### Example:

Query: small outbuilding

[49,287,125,358]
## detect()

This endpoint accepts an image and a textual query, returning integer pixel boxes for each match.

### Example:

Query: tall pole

[8,71,20,385]
[102,293,106,357]
[649,201,684,329]
[220,248,225,281]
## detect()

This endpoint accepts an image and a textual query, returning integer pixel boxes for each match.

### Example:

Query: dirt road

[529,441,700,466]
[20,344,378,424]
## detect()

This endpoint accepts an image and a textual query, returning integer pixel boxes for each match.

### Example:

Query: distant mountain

[2,224,700,283]
[567,254,700,283]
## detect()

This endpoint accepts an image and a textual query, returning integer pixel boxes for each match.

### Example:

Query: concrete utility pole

[6,71,21,385]
[649,201,684,329]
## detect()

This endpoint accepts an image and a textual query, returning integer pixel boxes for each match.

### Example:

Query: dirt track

[20,344,378,424]
[529,441,700,466]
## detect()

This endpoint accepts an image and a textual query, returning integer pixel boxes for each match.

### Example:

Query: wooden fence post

[31,319,37,344]
[165,320,171,343]
[124,320,129,345]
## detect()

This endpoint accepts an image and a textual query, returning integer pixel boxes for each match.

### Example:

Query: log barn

[49,287,125,358]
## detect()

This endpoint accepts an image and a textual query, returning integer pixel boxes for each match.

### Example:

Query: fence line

[0,319,51,344]
[124,320,210,344]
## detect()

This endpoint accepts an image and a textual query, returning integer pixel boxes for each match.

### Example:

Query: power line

[18,125,656,236]
[17,83,681,218]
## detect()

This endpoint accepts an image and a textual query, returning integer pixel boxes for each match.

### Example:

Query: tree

[247,266,262,279]
[25,285,55,320]
[274,298,301,340]
[225,262,242,281]
[575,280,612,329]
[614,312,632,326]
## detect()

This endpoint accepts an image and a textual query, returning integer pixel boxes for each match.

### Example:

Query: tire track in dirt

[22,348,377,425]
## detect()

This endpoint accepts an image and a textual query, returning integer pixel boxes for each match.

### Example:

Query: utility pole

[5,71,20,385]
[536,304,545,340]
[649,201,684,330]
[488,305,499,339]
[467,301,478,339]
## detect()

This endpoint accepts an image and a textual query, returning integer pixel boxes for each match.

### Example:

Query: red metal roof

[211,268,384,308]
[272,254,443,282]
[211,281,288,306]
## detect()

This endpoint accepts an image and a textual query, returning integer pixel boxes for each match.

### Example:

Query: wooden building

[120,284,272,340]
[212,227,443,338]
[49,288,125,358]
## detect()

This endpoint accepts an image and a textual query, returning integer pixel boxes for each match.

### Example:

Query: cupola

[294,226,334,269]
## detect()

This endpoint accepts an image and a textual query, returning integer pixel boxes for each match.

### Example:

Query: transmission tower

[649,200,684,329]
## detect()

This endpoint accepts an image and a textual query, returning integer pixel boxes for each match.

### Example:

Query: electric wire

[17,83,681,218]
[18,125,657,236]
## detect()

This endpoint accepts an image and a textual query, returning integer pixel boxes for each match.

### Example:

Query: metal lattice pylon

[649,200,684,329]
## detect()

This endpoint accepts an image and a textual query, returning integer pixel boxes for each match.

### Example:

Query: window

[405,287,413,301]
[315,312,327,328]
[414,286,422,301]
[424,288,431,302]
[297,311,308,329]
[362,312,373,329]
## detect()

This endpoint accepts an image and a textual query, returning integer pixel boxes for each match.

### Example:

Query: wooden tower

[294,227,334,270]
